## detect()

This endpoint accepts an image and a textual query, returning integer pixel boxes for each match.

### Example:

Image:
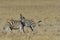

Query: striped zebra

[3,19,25,33]
[3,14,42,33]
[20,14,36,32]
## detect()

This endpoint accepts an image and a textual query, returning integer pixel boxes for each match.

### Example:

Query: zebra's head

[20,14,26,22]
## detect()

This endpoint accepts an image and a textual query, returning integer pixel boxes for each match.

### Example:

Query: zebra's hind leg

[10,27,13,31]
[3,26,11,34]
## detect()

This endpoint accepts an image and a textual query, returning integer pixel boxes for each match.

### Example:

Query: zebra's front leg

[19,26,25,33]
[30,26,34,32]
[22,26,25,33]
[30,25,36,34]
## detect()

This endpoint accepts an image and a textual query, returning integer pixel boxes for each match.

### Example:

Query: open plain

[0,0,60,40]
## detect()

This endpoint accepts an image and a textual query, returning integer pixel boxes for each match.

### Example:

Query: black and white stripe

[20,14,36,32]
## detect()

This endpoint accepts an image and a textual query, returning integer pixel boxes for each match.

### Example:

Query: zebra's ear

[20,14,25,19]
[20,14,23,18]
[20,14,22,17]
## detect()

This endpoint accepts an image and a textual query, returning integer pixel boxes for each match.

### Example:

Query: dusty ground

[0,0,60,40]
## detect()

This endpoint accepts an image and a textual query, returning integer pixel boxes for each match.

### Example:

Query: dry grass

[0,0,60,40]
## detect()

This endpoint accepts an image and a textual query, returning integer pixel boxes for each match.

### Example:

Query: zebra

[20,14,36,32]
[3,19,25,33]
[3,14,42,33]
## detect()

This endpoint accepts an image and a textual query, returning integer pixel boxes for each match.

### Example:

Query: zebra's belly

[12,27,19,30]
